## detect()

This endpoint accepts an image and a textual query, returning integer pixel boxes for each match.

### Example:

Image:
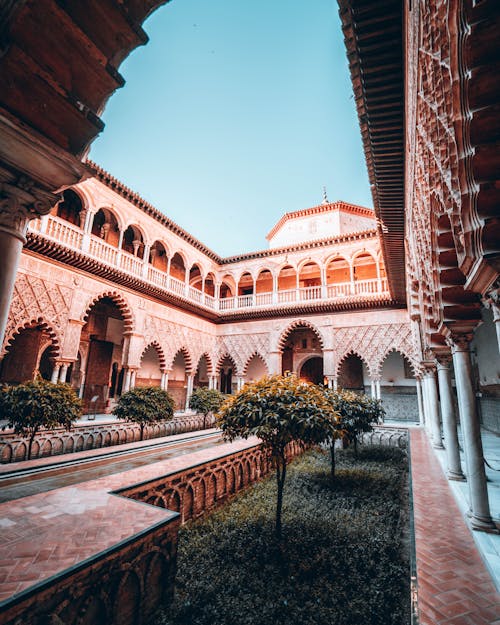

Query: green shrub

[113,386,174,440]
[0,378,82,459]
[218,374,338,536]
[189,387,225,428]
[155,446,409,625]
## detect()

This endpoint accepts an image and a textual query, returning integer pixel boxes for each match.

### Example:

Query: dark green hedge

[154,446,410,625]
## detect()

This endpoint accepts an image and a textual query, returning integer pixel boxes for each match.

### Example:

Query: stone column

[130,369,137,389]
[436,355,465,481]
[375,379,381,400]
[333,377,338,391]
[0,180,54,348]
[423,366,443,449]
[185,374,194,411]
[51,362,61,384]
[78,372,86,398]
[236,376,244,391]
[415,377,425,426]
[370,379,376,398]
[160,370,167,390]
[123,368,132,393]
[326,376,334,389]
[449,334,497,532]
[58,363,68,383]
[482,289,500,354]
[268,351,282,375]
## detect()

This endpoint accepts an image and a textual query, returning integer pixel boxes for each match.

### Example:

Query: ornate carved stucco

[2,273,72,357]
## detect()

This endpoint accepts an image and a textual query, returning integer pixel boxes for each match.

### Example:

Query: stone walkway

[410,428,500,625]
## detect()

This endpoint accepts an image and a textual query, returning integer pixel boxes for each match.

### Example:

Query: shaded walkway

[410,428,500,625]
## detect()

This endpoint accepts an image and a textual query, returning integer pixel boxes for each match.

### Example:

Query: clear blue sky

[89,0,372,256]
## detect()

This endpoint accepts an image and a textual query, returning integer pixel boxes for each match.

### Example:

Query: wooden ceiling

[338,0,406,304]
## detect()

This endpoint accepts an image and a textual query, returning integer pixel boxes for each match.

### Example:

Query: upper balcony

[27,207,393,319]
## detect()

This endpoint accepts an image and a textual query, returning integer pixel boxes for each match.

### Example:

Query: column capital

[435,351,453,368]
[446,333,474,352]
[0,178,56,242]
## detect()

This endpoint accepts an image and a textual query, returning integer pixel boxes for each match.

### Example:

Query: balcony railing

[28,215,390,314]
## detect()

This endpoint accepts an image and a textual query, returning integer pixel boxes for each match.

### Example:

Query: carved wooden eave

[338,0,406,305]
[0,0,170,203]
[25,232,399,324]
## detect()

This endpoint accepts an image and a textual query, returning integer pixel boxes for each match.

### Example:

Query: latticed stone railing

[0,413,216,463]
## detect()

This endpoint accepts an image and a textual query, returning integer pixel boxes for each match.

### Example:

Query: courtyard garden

[154,444,410,625]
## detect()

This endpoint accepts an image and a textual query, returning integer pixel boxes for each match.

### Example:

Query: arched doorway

[379,350,418,422]
[244,354,268,383]
[55,188,84,227]
[299,356,324,385]
[194,354,211,388]
[280,324,323,377]
[137,345,162,387]
[0,325,58,384]
[169,349,189,410]
[218,356,236,394]
[80,297,125,411]
[338,354,366,392]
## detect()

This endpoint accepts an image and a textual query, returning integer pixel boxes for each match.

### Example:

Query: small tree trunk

[330,442,335,478]
[275,450,287,538]
[140,423,144,441]
[203,413,207,429]
[28,429,37,460]
[353,435,358,457]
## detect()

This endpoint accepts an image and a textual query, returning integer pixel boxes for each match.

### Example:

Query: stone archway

[299,356,324,385]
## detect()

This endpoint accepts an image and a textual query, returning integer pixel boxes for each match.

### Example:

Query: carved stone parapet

[0,178,57,242]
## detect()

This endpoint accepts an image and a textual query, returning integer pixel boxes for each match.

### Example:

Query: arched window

[91,208,120,247]
[56,189,83,227]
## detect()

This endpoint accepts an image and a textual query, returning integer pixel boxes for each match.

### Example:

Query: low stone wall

[479,396,500,434]
[120,440,302,524]
[0,413,215,463]
[359,425,408,449]
[0,438,303,625]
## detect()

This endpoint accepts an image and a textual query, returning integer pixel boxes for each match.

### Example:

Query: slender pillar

[51,363,61,384]
[236,376,244,391]
[0,183,54,348]
[449,335,497,532]
[375,379,381,400]
[370,379,376,398]
[326,376,333,389]
[185,374,194,411]
[130,369,137,389]
[333,377,338,391]
[415,377,425,426]
[436,355,465,481]
[123,368,132,393]
[423,367,443,448]
[79,372,86,398]
[58,363,68,383]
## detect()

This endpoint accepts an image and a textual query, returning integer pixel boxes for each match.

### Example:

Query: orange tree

[217,374,339,537]
[0,378,81,460]
[324,390,385,476]
[113,386,174,440]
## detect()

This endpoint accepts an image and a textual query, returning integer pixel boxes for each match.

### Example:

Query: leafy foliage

[323,390,385,473]
[189,387,225,428]
[217,374,339,535]
[113,386,174,440]
[155,446,409,625]
[0,378,82,459]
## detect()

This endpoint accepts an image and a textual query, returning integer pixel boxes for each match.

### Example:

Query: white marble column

[436,355,465,481]
[58,363,68,383]
[423,367,443,449]
[160,370,168,390]
[185,374,194,411]
[375,379,381,400]
[236,376,244,391]
[123,368,132,393]
[78,372,86,398]
[51,363,61,384]
[370,379,376,398]
[449,334,497,532]
[130,369,137,389]
[0,184,53,348]
[415,377,425,426]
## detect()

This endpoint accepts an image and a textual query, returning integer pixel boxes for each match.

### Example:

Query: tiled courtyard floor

[410,428,500,625]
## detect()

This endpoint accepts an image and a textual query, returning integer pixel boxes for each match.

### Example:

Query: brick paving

[411,428,500,625]
[0,437,258,604]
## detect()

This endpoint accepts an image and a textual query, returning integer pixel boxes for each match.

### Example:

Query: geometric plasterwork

[332,323,420,379]
[215,333,270,375]
[2,273,72,357]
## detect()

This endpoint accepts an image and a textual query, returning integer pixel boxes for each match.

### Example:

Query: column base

[470,514,499,534]
[432,441,444,449]
[447,470,466,482]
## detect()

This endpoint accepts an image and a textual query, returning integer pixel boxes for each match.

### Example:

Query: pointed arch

[140,341,167,371]
[168,346,193,374]
[216,353,239,375]
[277,319,325,352]
[1,318,62,360]
[242,352,269,376]
[335,350,371,382]
[81,291,134,333]
[195,352,214,376]
[374,347,419,380]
